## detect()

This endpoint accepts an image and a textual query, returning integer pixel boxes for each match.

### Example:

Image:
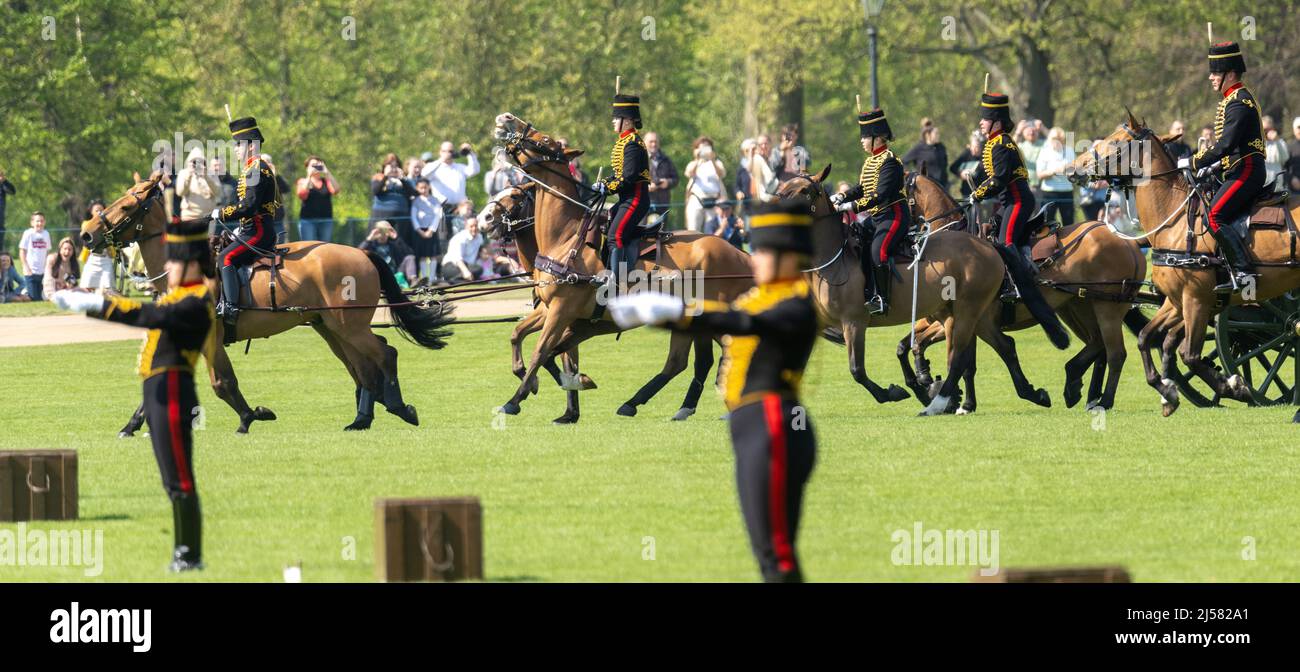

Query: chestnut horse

[777,167,1068,415]
[479,184,725,422]
[898,173,1146,411]
[1072,111,1300,418]
[491,113,754,419]
[80,174,454,433]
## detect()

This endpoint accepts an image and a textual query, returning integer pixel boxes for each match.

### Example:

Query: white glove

[829,192,846,206]
[590,181,607,196]
[834,200,855,213]
[210,208,222,222]
[51,290,105,313]
[609,292,685,329]
[1176,157,1191,170]
[1195,166,1214,180]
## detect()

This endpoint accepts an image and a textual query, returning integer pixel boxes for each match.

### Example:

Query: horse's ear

[1124,106,1140,129]
[563,148,584,160]
[813,163,832,183]
[518,181,537,192]
[1158,132,1183,145]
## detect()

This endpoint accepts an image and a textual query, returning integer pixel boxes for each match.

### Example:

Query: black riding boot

[219,264,241,328]
[868,263,892,316]
[1211,223,1259,293]
[169,494,203,572]
[1018,245,1039,278]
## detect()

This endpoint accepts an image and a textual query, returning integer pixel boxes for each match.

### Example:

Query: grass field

[1,311,1298,582]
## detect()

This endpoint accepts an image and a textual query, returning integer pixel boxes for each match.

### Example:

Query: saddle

[1246,193,1299,230]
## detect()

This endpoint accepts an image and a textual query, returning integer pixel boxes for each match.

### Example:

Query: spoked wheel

[1213,292,1300,406]
[1136,302,1220,408]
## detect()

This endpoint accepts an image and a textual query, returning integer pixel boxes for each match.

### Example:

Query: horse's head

[81,171,165,252]
[906,172,962,227]
[478,183,536,240]
[775,163,833,218]
[1069,109,1181,186]
[493,113,583,170]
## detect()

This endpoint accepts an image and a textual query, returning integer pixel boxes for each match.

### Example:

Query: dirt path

[0,298,531,349]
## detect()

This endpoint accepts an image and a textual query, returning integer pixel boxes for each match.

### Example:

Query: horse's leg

[313,323,374,431]
[976,312,1052,408]
[673,332,715,421]
[1090,302,1130,410]
[360,331,420,426]
[205,341,276,434]
[958,345,977,415]
[497,304,580,416]
[1179,301,1252,405]
[118,403,147,438]
[618,329,693,418]
[914,321,943,388]
[920,315,977,416]
[1136,302,1182,415]
[897,322,930,404]
[845,319,911,403]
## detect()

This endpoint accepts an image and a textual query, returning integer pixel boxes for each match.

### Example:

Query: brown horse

[80,174,454,433]
[491,113,755,419]
[1072,111,1300,417]
[898,172,1147,411]
[479,184,725,422]
[777,166,1067,415]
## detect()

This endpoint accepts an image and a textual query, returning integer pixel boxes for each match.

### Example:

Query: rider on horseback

[1177,41,1263,293]
[210,116,281,329]
[591,93,651,296]
[829,107,910,315]
[969,92,1039,286]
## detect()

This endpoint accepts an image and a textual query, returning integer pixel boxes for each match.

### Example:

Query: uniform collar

[1222,81,1244,98]
[870,144,889,156]
[179,280,205,288]
[987,129,1003,140]
[619,129,636,139]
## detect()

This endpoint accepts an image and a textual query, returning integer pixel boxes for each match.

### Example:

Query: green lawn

[0,301,65,318]
[1,316,1297,582]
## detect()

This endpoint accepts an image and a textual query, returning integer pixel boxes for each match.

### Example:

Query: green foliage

[1,0,1296,242]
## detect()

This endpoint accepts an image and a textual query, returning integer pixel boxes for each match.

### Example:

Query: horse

[1072,111,1300,419]
[478,184,725,422]
[898,172,1147,411]
[79,173,455,433]
[777,166,1070,415]
[491,112,755,419]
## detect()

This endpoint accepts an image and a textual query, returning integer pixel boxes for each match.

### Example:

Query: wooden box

[972,566,1131,583]
[0,450,79,521]
[375,497,482,582]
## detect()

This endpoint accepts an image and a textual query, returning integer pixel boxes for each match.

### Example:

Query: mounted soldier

[211,116,281,329]
[591,92,651,296]
[969,92,1039,282]
[52,218,217,571]
[1177,41,1264,293]
[829,107,910,315]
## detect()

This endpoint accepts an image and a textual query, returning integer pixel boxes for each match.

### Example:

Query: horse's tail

[991,245,1070,350]
[363,251,454,350]
[1122,306,1149,338]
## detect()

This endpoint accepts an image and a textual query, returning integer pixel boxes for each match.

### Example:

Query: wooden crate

[375,497,483,582]
[0,450,79,521]
[972,566,1131,583]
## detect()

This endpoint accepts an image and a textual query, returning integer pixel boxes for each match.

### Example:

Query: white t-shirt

[19,229,52,275]
[421,154,480,206]
[444,229,484,265]
[690,159,723,198]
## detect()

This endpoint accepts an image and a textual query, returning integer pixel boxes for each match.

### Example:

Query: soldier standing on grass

[52,218,215,572]
[609,200,820,582]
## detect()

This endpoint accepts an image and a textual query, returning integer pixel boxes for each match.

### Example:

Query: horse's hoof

[1063,380,1082,408]
[253,406,277,421]
[955,406,972,416]
[671,407,695,422]
[918,395,951,417]
[616,403,638,417]
[916,374,934,388]
[344,417,373,431]
[1227,374,1254,404]
[579,374,598,390]
[496,402,521,416]
[552,412,580,425]
[1033,388,1052,408]
[390,404,419,426]
[1292,409,1300,424]
[117,430,135,439]
[886,384,911,403]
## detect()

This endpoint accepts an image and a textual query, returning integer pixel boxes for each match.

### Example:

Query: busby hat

[166,218,214,276]
[858,108,893,140]
[1208,41,1246,74]
[229,116,264,143]
[611,94,643,129]
[979,92,1012,125]
[748,200,813,255]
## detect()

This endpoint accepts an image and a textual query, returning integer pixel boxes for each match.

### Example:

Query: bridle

[496,120,603,213]
[1073,122,1204,238]
[483,188,536,242]
[904,172,966,228]
[94,181,163,252]
[782,173,852,282]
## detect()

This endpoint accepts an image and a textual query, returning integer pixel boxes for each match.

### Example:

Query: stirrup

[865,295,888,315]
[1215,269,1258,294]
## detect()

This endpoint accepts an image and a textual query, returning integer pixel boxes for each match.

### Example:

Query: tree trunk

[775,63,804,133]
[743,52,760,139]
[1017,37,1054,127]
